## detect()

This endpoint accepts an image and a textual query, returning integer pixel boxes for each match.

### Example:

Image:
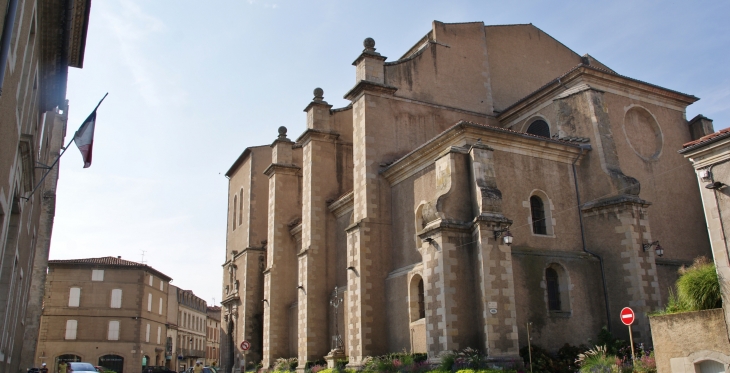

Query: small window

[145,323,150,342]
[108,321,120,340]
[110,289,122,308]
[417,279,425,319]
[68,287,81,307]
[65,320,78,340]
[159,297,163,314]
[546,268,561,311]
[157,326,161,344]
[526,119,550,137]
[239,187,243,226]
[530,196,547,235]
[149,275,154,286]
[92,270,104,281]
[233,195,238,231]
[147,293,152,312]
[159,281,164,291]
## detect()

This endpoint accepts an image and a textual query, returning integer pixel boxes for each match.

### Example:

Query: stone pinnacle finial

[363,37,376,52]
[278,126,287,139]
[313,87,324,102]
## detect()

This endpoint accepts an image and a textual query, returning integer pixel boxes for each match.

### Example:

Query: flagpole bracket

[35,162,52,170]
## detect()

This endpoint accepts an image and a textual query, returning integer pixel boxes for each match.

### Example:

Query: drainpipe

[572,145,613,332]
[0,0,19,96]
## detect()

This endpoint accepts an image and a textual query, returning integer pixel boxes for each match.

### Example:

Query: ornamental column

[262,127,301,367]
[297,89,340,369]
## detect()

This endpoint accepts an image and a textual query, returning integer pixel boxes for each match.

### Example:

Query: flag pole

[20,93,108,200]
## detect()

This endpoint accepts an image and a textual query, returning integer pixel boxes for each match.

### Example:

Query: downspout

[0,0,19,95]
[572,144,613,332]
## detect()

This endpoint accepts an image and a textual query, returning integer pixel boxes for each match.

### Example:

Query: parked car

[68,363,98,373]
[142,367,175,373]
[184,367,215,373]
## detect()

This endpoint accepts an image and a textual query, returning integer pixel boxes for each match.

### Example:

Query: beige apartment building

[35,257,172,373]
[0,1,93,373]
[166,285,180,371]
[206,306,221,367]
[177,289,207,370]
[221,21,715,371]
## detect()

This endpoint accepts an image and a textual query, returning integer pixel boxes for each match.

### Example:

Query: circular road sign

[620,307,635,326]
[240,340,251,351]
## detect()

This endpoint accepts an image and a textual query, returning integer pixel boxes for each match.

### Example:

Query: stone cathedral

[220,21,714,371]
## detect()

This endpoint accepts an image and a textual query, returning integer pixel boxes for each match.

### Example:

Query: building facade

[166,284,180,371]
[206,306,221,367]
[221,21,713,371]
[647,121,730,373]
[0,1,92,372]
[177,289,207,370]
[35,257,172,373]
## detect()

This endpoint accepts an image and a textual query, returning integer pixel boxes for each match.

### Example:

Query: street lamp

[494,228,513,246]
[642,241,664,257]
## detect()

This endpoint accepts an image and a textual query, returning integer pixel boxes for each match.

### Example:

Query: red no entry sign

[240,340,251,351]
[620,307,635,325]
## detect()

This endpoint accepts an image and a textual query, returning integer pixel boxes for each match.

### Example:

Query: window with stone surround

[544,263,571,315]
[526,119,550,138]
[409,274,426,322]
[527,190,555,237]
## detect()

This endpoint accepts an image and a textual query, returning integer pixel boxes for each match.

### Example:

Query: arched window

[417,279,425,319]
[527,119,550,137]
[546,268,561,311]
[98,355,124,373]
[239,187,243,226]
[409,274,426,322]
[530,196,547,235]
[232,195,238,231]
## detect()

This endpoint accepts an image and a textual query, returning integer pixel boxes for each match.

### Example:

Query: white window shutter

[65,320,77,340]
[68,287,80,307]
[108,321,120,340]
[111,289,122,308]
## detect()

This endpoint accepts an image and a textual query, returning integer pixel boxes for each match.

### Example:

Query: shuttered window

[68,287,80,307]
[110,289,122,308]
[65,320,78,340]
[108,321,120,340]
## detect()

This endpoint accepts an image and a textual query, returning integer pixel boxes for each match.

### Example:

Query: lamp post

[330,287,343,351]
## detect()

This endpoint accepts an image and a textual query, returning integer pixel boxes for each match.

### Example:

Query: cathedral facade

[220,21,712,371]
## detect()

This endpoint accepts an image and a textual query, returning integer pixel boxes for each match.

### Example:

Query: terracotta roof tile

[681,127,730,151]
[48,256,172,280]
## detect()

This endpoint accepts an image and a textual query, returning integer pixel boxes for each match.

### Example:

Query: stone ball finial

[313,87,324,101]
[278,126,287,139]
[363,37,375,50]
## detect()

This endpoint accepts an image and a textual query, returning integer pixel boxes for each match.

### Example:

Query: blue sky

[53,0,730,304]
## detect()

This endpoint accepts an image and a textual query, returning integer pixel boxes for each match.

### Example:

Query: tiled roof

[680,127,730,152]
[49,256,172,280]
[49,256,145,267]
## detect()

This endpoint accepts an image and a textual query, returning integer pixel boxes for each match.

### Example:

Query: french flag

[73,110,96,168]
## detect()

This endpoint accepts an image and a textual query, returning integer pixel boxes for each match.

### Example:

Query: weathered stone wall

[650,309,730,373]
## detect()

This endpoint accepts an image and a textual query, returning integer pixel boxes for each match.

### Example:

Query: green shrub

[575,345,619,373]
[677,258,721,311]
[654,257,721,315]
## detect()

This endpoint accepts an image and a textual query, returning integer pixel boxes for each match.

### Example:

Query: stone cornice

[498,65,698,125]
[303,100,333,113]
[263,163,301,177]
[328,191,354,217]
[417,219,472,238]
[295,128,340,146]
[289,222,302,237]
[351,51,387,66]
[382,121,585,186]
[680,136,730,169]
[343,81,398,102]
[511,247,595,260]
[581,194,651,214]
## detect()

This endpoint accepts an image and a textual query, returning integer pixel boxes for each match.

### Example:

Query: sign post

[240,340,250,372]
[620,307,636,363]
